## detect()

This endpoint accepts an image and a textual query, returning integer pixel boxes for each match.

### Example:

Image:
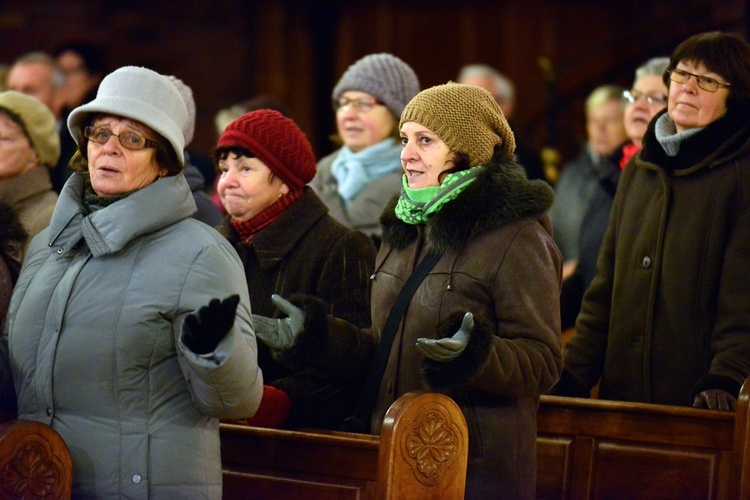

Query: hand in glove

[182,294,240,355]
[252,294,305,351]
[693,388,737,412]
[416,312,473,362]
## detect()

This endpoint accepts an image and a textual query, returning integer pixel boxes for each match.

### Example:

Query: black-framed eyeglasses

[622,90,667,106]
[667,68,731,93]
[332,96,383,113]
[84,126,158,150]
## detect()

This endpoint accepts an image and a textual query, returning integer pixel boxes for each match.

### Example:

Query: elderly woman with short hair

[559,31,750,412]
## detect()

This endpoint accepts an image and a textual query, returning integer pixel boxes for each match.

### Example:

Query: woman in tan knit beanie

[250,82,563,499]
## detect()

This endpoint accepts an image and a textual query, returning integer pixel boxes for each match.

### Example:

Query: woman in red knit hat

[214,109,377,429]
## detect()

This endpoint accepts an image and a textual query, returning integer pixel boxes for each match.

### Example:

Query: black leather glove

[692,388,737,411]
[182,295,240,355]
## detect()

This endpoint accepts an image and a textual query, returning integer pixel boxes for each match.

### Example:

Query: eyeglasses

[332,96,382,113]
[667,68,731,93]
[622,90,667,106]
[84,126,158,150]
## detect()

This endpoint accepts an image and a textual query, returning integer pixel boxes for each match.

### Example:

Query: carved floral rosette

[0,435,65,499]
[400,401,462,486]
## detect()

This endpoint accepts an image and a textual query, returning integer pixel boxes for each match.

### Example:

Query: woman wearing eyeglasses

[310,53,419,244]
[0,66,264,498]
[556,31,750,412]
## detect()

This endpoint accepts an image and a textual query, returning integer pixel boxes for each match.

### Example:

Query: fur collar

[381,151,554,253]
[0,202,27,244]
[0,201,27,282]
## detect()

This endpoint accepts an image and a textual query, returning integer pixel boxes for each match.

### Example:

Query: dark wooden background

[1,0,746,169]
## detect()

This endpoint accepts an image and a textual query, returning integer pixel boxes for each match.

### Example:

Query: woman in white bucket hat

[1,66,264,498]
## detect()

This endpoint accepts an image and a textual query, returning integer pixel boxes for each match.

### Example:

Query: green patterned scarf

[395,166,485,225]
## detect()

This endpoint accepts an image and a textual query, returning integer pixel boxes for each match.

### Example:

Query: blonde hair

[585,84,626,113]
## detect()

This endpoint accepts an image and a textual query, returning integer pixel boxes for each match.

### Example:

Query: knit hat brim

[332,53,420,119]
[216,109,317,191]
[218,129,305,190]
[400,82,516,166]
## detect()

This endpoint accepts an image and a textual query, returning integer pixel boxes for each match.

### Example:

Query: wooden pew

[0,419,72,499]
[536,377,750,499]
[220,391,469,499]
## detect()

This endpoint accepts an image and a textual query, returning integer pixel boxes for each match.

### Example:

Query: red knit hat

[217,109,316,190]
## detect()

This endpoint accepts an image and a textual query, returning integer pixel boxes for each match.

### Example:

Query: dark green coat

[561,109,750,404]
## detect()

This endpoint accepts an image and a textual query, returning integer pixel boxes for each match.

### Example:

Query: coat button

[46,408,52,416]
[132,474,142,484]
[642,256,652,269]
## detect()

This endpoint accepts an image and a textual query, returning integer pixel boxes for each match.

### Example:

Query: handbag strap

[341,249,444,432]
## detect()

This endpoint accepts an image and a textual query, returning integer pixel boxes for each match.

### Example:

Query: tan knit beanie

[400,82,515,166]
[0,91,60,168]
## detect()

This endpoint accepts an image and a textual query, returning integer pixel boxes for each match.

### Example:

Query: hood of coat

[381,151,555,253]
[639,108,750,174]
[182,163,206,192]
[48,173,197,257]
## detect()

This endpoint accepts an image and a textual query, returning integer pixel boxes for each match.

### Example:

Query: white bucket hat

[67,66,188,166]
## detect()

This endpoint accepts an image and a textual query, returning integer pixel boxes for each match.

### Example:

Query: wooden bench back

[536,377,750,499]
[220,390,468,499]
[4,380,748,499]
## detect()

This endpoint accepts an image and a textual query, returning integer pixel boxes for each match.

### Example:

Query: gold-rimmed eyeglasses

[84,126,158,150]
[667,68,731,93]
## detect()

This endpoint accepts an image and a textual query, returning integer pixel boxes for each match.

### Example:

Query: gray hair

[635,57,670,81]
[457,64,515,102]
[13,51,66,88]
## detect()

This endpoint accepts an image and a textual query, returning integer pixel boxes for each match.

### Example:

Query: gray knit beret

[68,66,188,166]
[400,82,516,167]
[332,53,420,118]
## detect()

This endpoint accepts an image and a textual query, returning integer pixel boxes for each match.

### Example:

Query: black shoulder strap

[341,249,444,432]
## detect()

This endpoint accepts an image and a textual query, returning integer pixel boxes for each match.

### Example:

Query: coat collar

[0,168,54,206]
[639,108,750,174]
[381,152,555,253]
[217,187,330,270]
[48,173,197,257]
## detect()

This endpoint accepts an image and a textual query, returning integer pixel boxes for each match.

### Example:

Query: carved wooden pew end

[377,391,468,499]
[0,419,72,499]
